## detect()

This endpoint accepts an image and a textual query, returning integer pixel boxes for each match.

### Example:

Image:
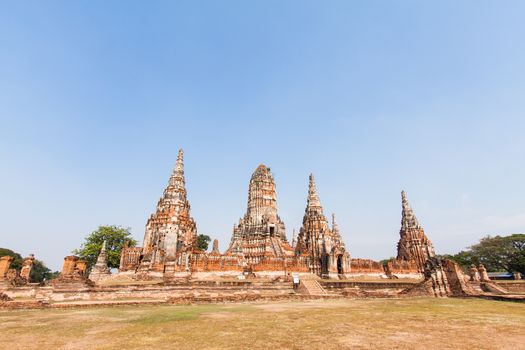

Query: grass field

[1,298,524,349]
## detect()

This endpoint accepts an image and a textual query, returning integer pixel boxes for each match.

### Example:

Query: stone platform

[2,270,524,309]
[0,274,433,309]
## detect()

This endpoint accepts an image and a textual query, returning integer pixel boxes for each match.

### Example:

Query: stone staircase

[480,282,509,295]
[270,237,284,258]
[468,281,510,296]
[468,282,484,294]
[299,280,328,296]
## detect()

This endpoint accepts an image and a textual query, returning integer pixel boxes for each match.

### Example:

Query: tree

[29,259,58,282]
[439,251,478,268]
[444,234,525,275]
[196,234,211,251]
[379,257,395,265]
[73,225,137,269]
[0,248,57,282]
[469,234,525,274]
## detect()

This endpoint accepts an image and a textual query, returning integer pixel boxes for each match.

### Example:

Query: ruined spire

[246,164,278,223]
[306,174,322,212]
[89,240,110,282]
[211,239,220,254]
[176,148,184,173]
[332,213,340,236]
[169,148,185,187]
[331,213,346,249]
[401,190,420,230]
[292,229,297,248]
[96,240,108,265]
[397,191,435,271]
[142,148,197,264]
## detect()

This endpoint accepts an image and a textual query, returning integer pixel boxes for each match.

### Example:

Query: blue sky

[1,1,524,270]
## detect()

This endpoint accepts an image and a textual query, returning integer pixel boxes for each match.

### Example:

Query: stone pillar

[76,260,88,276]
[0,256,14,280]
[20,254,35,282]
[61,256,79,275]
[50,255,94,289]
[478,264,490,282]
[211,239,220,254]
[469,264,480,282]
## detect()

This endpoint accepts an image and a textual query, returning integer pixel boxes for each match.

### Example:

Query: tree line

[441,234,525,275]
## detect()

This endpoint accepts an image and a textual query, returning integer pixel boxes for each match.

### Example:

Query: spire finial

[175,148,184,173]
[401,190,420,230]
[94,240,108,265]
[307,173,322,209]
[168,148,185,187]
[332,213,339,232]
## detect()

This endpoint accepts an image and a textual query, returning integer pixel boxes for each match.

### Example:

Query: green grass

[0,298,523,349]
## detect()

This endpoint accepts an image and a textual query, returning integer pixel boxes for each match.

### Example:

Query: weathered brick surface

[495,281,525,293]
[89,241,111,282]
[0,292,12,301]
[0,256,13,280]
[119,243,142,272]
[350,259,384,274]
[50,256,93,289]
[384,259,420,276]
[19,255,35,282]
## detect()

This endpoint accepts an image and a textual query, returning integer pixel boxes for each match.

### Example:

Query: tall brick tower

[396,191,435,272]
[227,164,291,266]
[295,174,350,277]
[140,149,197,272]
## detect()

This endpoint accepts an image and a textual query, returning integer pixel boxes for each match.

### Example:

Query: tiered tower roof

[142,148,197,262]
[401,190,421,230]
[246,164,279,224]
[397,190,435,271]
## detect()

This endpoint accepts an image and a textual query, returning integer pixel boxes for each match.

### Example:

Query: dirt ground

[0,298,524,349]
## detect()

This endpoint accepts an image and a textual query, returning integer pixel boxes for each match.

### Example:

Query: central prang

[226,164,292,265]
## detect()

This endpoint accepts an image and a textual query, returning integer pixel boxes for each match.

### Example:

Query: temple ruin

[2,149,521,307]
[396,191,436,272]
[294,174,350,278]
[138,149,197,276]
[225,164,295,275]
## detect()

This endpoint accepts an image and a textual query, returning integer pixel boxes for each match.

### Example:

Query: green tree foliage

[0,248,23,270]
[470,234,525,274]
[0,248,57,282]
[73,225,137,269]
[379,257,395,265]
[444,234,525,274]
[440,251,478,268]
[29,259,57,282]
[196,234,211,251]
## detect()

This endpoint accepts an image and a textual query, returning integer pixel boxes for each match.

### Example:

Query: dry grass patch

[0,298,523,349]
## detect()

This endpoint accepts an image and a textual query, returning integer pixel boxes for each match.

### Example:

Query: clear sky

[1,1,524,270]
